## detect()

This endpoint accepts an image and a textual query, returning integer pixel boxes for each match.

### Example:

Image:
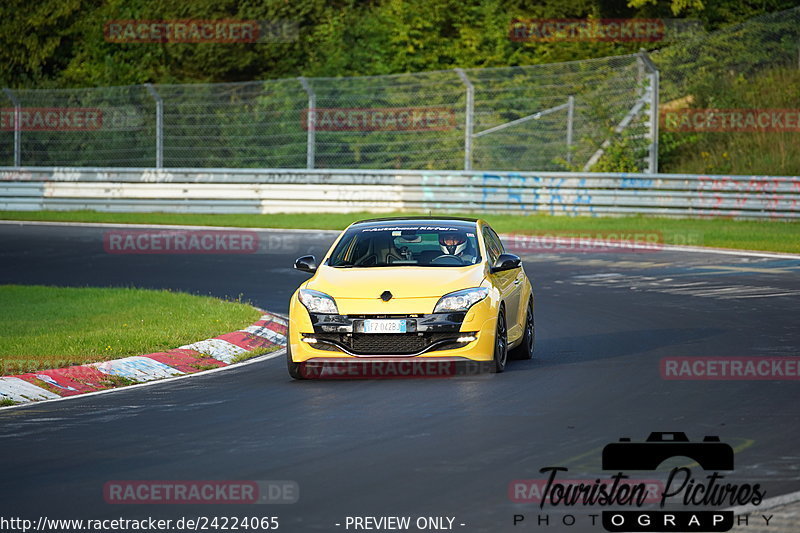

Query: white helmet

[439,233,467,256]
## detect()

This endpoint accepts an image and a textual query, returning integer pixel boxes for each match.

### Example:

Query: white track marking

[0,377,61,402]
[570,274,800,300]
[179,338,249,363]
[0,219,341,235]
[240,325,286,344]
[264,314,288,326]
[729,488,800,516]
[0,350,286,411]
[93,356,184,381]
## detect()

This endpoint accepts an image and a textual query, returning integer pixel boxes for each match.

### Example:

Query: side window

[482,227,502,264]
[487,227,505,254]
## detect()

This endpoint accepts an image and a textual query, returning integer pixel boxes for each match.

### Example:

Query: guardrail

[1,167,798,219]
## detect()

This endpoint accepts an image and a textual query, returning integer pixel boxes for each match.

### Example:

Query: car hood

[306,264,486,299]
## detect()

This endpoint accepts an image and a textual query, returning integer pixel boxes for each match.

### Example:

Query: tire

[286,327,306,380]
[510,299,534,360]
[492,308,508,373]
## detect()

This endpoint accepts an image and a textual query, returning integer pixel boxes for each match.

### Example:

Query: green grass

[0,210,355,230]
[1,210,798,253]
[230,344,283,364]
[0,285,261,374]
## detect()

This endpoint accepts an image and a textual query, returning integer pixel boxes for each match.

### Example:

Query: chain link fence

[0,54,657,172]
[652,6,800,104]
[648,6,800,175]
[1,85,157,167]
[2,7,799,174]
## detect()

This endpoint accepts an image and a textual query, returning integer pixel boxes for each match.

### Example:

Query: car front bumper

[288,297,497,363]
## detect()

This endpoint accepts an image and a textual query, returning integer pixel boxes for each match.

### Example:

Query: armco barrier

[0,167,798,219]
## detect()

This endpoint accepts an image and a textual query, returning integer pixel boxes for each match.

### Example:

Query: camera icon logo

[602,432,734,471]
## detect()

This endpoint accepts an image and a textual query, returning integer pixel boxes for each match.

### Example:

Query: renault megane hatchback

[287,217,534,378]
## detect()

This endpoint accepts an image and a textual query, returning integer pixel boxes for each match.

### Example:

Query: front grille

[309,333,464,355]
[352,334,426,354]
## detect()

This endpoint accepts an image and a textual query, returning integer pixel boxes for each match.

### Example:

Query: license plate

[362,319,407,334]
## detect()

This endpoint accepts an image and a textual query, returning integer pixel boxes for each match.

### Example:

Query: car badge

[380,290,393,302]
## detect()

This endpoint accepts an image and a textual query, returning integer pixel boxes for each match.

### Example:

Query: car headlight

[298,289,339,314]
[433,287,489,313]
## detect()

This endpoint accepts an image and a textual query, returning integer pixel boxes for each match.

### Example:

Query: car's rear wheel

[510,299,534,360]
[492,308,508,373]
[286,326,306,380]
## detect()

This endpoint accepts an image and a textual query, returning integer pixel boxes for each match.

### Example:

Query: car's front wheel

[492,308,508,373]
[510,298,534,360]
[286,327,306,380]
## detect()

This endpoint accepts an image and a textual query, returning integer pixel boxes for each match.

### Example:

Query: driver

[439,232,468,256]
[438,232,478,264]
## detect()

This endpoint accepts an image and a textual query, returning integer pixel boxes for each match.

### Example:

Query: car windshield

[327,224,482,268]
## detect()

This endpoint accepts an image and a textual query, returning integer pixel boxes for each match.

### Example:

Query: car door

[483,225,522,337]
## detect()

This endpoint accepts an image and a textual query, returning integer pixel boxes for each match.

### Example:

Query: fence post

[3,88,21,167]
[299,77,315,169]
[638,51,659,174]
[144,84,163,168]
[566,95,574,165]
[648,69,659,174]
[455,68,474,171]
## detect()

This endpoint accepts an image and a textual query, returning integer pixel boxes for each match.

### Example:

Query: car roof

[349,216,480,230]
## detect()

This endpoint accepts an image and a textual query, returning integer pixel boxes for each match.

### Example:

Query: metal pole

[637,51,660,174]
[582,98,646,171]
[144,83,163,168]
[3,88,21,167]
[649,69,659,174]
[455,68,474,171]
[299,77,315,169]
[473,102,569,138]
[637,48,646,85]
[566,95,574,165]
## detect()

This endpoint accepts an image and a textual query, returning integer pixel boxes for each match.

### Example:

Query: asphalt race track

[1,221,799,533]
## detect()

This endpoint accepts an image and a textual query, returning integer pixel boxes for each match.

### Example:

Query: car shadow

[505,327,725,371]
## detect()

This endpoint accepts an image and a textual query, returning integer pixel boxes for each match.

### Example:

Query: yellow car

[286,217,534,378]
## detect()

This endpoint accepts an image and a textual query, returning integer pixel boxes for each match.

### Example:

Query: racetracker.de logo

[509,479,664,504]
[299,360,494,379]
[103,20,298,43]
[505,232,665,254]
[509,19,665,42]
[301,107,457,132]
[0,108,102,131]
[661,108,800,132]
[661,357,800,380]
[103,480,298,504]
[103,230,258,254]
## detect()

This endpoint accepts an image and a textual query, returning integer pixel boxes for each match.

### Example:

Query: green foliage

[2,0,799,175]
[659,67,800,176]
[4,0,797,89]
[592,135,643,172]
[628,0,705,16]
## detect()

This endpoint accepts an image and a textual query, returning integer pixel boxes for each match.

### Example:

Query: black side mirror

[490,253,521,273]
[294,255,317,274]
